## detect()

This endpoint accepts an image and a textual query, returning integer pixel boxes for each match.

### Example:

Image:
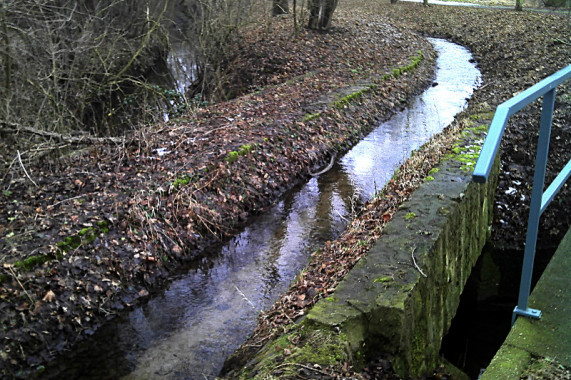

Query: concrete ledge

[481,226,571,380]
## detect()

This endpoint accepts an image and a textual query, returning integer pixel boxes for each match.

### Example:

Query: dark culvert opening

[440,243,557,379]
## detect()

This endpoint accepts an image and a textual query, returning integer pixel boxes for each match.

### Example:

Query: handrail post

[472,65,571,326]
[511,88,556,325]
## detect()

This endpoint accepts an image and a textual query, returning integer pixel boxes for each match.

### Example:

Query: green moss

[438,206,451,216]
[238,143,254,156]
[226,151,239,163]
[456,153,480,163]
[242,327,351,379]
[468,124,489,134]
[425,176,435,182]
[428,168,439,175]
[333,87,371,109]
[226,143,257,164]
[53,220,110,258]
[444,141,483,172]
[404,212,417,220]
[302,112,322,122]
[469,111,495,121]
[97,220,110,233]
[78,227,92,236]
[173,176,191,188]
[393,51,424,78]
[292,330,349,365]
[374,276,394,283]
[14,254,50,271]
[57,235,82,252]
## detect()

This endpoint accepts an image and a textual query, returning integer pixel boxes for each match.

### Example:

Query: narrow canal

[47,38,480,379]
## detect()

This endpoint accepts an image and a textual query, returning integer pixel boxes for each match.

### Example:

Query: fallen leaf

[42,290,56,303]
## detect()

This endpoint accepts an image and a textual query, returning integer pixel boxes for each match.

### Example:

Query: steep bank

[378,1,571,252]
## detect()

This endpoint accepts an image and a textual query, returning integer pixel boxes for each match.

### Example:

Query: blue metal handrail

[472,64,571,325]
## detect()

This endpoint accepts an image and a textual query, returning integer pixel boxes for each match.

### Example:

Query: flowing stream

[50,38,480,379]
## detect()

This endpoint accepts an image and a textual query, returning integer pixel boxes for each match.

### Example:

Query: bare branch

[16,150,38,188]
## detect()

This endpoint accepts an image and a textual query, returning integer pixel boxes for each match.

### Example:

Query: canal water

[47,38,480,379]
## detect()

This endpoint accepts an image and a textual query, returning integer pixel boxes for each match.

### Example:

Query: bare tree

[179,0,260,101]
[0,0,173,141]
[307,0,338,30]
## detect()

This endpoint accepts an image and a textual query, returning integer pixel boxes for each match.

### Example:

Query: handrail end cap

[472,174,488,184]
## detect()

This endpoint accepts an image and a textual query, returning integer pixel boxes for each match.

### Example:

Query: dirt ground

[0,0,569,379]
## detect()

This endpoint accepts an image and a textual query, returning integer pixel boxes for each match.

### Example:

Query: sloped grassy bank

[0,11,436,379]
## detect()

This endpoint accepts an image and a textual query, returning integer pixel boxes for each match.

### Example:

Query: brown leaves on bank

[0,7,433,378]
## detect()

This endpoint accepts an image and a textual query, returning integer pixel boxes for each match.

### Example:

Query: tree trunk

[515,0,523,10]
[273,0,289,15]
[307,0,338,30]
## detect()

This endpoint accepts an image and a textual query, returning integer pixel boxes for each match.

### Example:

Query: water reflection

[49,39,480,380]
[120,172,356,379]
[342,38,481,201]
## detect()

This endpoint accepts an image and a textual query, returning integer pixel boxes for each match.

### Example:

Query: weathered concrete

[480,226,571,379]
[237,121,500,378]
[305,135,499,378]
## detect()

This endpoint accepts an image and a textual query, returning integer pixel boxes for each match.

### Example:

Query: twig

[334,208,349,222]
[17,150,38,188]
[294,363,332,376]
[234,285,258,311]
[411,246,427,278]
[47,194,86,209]
[2,124,125,145]
[309,153,336,176]
[8,266,35,305]
[553,37,571,46]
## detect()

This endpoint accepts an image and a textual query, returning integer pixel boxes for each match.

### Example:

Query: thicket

[0,0,174,139]
[0,0,263,149]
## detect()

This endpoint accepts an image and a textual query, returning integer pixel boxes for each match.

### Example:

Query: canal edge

[480,226,571,379]
[224,109,501,378]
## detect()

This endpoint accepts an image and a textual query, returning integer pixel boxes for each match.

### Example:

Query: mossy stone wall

[305,150,499,377]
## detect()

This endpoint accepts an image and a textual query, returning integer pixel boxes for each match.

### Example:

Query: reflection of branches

[309,153,336,176]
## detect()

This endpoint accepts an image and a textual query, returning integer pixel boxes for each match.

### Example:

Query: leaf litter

[0,1,569,379]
